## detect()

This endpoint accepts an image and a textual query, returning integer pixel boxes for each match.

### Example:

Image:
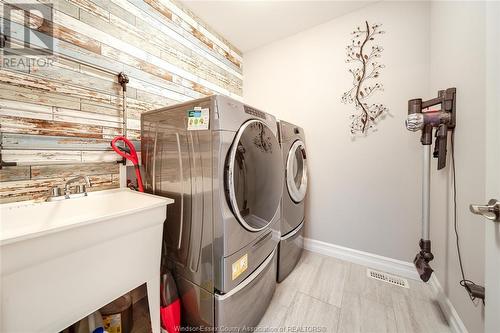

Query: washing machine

[277,120,308,282]
[141,95,283,331]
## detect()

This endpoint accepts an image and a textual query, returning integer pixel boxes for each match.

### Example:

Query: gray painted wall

[244,1,488,332]
[244,1,429,262]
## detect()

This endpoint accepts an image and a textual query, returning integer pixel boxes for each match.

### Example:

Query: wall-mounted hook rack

[117,72,130,166]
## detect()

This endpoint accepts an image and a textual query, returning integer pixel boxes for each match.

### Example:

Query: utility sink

[0,188,173,333]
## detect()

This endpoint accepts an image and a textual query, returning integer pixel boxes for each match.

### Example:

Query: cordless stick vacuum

[405,88,456,282]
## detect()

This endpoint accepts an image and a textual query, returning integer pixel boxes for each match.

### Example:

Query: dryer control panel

[244,105,266,120]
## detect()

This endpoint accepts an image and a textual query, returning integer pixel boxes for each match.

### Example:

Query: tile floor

[257,250,452,333]
[133,250,452,333]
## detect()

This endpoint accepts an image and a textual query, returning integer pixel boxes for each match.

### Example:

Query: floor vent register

[367,268,410,288]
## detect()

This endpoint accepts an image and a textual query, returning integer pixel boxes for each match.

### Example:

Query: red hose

[111,136,144,192]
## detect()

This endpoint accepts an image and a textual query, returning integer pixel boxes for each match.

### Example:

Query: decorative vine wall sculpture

[341,21,388,136]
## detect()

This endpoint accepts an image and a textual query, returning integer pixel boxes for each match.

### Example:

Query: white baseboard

[303,237,419,280]
[303,237,468,333]
[429,274,469,333]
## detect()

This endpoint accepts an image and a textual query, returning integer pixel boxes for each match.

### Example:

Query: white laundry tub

[0,188,173,333]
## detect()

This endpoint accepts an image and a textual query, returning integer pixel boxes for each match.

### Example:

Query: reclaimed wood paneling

[3,149,84,164]
[1,133,136,151]
[31,162,118,179]
[0,174,119,203]
[0,166,31,182]
[0,0,242,203]
[1,115,105,138]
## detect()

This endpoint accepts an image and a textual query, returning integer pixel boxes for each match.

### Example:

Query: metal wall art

[342,21,388,136]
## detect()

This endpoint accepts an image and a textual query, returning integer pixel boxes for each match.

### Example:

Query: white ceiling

[180,1,374,53]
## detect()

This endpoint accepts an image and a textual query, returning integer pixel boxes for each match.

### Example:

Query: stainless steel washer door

[226,120,283,232]
[286,140,308,203]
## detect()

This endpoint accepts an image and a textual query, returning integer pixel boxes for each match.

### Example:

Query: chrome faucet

[46,176,92,202]
[46,186,65,202]
[64,175,92,198]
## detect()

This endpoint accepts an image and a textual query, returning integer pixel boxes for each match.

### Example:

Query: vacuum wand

[422,145,431,241]
[406,88,456,282]
[414,144,434,282]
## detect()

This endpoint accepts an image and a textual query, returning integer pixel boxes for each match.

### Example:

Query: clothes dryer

[277,120,308,282]
[142,96,283,330]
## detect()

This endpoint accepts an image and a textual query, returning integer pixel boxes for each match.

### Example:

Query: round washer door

[226,119,283,232]
[286,140,308,203]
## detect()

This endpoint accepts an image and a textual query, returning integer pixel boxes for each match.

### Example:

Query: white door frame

[484,2,500,332]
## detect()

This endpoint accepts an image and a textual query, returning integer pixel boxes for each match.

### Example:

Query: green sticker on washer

[187,107,209,130]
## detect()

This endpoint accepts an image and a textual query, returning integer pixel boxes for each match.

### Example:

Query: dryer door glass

[286,140,308,203]
[226,120,283,232]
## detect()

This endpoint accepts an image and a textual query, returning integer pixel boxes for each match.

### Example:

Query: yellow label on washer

[232,254,248,280]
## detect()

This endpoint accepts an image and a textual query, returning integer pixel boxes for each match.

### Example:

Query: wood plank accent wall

[0,0,242,203]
